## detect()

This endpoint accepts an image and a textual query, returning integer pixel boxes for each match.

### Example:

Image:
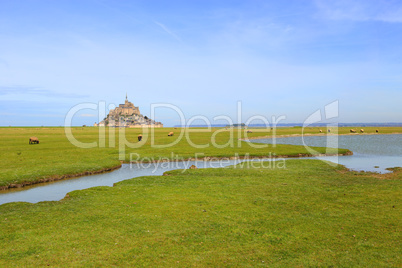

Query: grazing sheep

[168,132,174,136]
[29,137,39,144]
[138,134,142,141]
[247,130,252,133]
[319,129,322,133]
[360,129,364,133]
[350,129,356,133]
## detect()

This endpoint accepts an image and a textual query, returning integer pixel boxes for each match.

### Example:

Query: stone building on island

[94,94,163,128]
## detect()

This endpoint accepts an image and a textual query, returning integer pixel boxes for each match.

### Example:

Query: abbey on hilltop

[94,94,163,128]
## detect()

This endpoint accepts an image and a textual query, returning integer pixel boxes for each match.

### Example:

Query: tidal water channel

[252,134,402,173]
[1,134,401,205]
[0,159,266,205]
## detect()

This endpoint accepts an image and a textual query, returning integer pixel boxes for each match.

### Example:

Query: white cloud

[154,21,182,42]
[315,0,402,23]
[0,112,64,118]
[0,85,88,98]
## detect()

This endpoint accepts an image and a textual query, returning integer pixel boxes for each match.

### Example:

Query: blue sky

[0,0,401,126]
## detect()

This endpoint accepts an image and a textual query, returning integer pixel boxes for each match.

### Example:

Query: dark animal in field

[350,129,356,133]
[328,129,331,133]
[360,129,364,133]
[168,132,174,136]
[376,129,379,133]
[319,129,322,133]
[138,135,142,141]
[29,137,39,144]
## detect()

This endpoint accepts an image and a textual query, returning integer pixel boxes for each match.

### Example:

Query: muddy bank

[1,150,354,192]
[0,164,122,191]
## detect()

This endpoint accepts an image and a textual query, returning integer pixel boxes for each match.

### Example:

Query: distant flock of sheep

[348,129,379,133]
[29,132,176,145]
[29,129,381,145]
[137,132,174,141]
[319,129,379,133]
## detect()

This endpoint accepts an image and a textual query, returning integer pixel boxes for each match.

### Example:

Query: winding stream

[0,159,269,205]
[1,134,401,205]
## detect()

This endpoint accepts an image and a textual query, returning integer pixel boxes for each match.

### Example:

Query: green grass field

[1,127,401,266]
[2,126,385,188]
[0,160,400,266]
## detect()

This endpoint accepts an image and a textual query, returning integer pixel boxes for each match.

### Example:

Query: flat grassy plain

[0,127,401,266]
[1,126,382,188]
[0,160,400,266]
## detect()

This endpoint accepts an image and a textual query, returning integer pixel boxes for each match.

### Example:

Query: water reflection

[253,134,402,173]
